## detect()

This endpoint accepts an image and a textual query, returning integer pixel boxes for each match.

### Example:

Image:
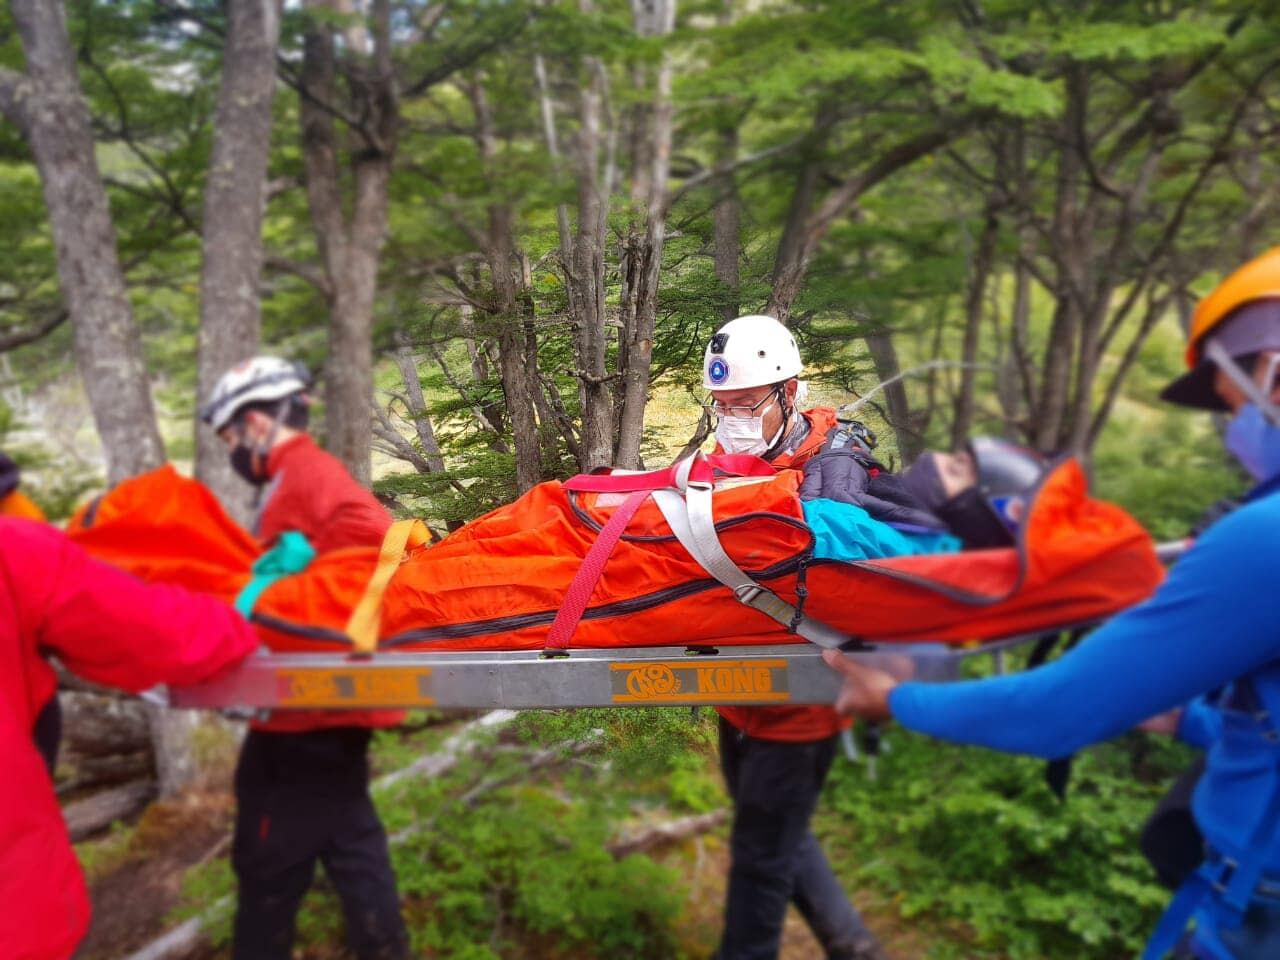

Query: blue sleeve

[1176,696,1221,750]
[803,499,961,562]
[888,495,1280,760]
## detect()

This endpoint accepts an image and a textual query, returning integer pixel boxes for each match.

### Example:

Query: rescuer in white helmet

[702,315,889,960]
[201,355,410,960]
[702,314,808,459]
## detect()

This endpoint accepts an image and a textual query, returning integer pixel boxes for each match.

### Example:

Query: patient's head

[900,438,1046,548]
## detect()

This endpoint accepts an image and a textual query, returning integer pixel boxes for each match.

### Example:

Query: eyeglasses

[705,389,780,419]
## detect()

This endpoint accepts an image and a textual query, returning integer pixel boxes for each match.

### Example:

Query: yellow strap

[345,519,430,654]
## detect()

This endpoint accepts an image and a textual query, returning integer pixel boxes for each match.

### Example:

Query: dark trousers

[33,695,61,775]
[231,727,409,960]
[717,717,870,960]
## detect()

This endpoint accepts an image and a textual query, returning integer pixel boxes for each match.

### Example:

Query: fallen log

[375,708,518,790]
[61,691,151,755]
[120,899,228,960]
[63,780,157,841]
[56,750,153,794]
[607,809,730,860]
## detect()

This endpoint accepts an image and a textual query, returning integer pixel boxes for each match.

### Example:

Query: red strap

[563,464,681,494]
[543,488,650,650]
[563,452,775,494]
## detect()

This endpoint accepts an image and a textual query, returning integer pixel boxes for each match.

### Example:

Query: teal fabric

[234,531,316,617]
[801,499,961,561]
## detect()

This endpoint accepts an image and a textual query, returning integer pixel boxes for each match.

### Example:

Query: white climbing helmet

[200,356,310,432]
[702,314,804,391]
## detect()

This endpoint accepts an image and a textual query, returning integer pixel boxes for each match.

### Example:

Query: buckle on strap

[1207,857,1240,896]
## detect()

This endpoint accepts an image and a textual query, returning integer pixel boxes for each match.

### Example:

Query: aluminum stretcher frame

[167,631,1074,713]
[168,539,1191,714]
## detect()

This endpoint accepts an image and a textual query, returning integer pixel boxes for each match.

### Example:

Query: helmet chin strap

[1206,340,1280,427]
[249,398,292,476]
[761,387,794,461]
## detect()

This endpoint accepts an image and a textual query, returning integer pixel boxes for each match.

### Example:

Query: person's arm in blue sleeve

[1174,696,1220,750]
[886,498,1280,760]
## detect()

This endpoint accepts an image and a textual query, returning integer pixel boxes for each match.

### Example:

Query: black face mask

[229,443,268,486]
[936,487,1014,549]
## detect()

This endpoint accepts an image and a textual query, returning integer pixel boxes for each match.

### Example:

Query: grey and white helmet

[200,356,310,432]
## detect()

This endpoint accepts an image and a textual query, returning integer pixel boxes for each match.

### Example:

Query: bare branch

[263,253,335,301]
[0,309,67,352]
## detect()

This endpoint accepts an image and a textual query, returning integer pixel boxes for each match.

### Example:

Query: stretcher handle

[345,519,432,654]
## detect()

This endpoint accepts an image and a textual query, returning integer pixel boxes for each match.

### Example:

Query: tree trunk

[570,64,613,470]
[614,0,675,469]
[765,103,834,324]
[950,212,998,450]
[864,332,925,465]
[196,0,281,520]
[6,0,165,484]
[392,342,446,473]
[490,206,542,491]
[713,123,741,323]
[300,0,395,486]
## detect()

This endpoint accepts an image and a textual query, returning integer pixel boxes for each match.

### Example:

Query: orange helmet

[1162,246,1280,410]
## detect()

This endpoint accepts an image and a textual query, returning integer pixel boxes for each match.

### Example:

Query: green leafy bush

[819,726,1193,959]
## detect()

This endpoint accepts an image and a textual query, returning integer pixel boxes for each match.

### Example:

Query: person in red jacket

[201,357,409,960]
[1,517,258,960]
[701,315,889,960]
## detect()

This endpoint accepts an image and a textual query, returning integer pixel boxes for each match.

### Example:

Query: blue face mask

[1224,403,1280,483]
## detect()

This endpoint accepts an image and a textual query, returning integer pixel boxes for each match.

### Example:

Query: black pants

[231,727,409,960]
[33,695,61,775]
[716,718,871,960]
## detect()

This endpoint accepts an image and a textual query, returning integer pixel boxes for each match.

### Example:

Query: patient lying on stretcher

[799,431,1047,563]
[67,430,1159,653]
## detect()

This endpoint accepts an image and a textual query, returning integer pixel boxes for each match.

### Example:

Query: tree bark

[713,123,741,323]
[392,341,447,473]
[7,0,165,484]
[864,332,925,465]
[300,0,395,486]
[765,103,834,324]
[468,78,542,490]
[769,119,963,325]
[614,0,676,469]
[196,0,282,519]
[950,212,998,450]
[570,60,613,470]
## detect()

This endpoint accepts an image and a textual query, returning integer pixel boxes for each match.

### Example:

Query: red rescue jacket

[714,407,853,742]
[251,434,405,733]
[0,519,257,960]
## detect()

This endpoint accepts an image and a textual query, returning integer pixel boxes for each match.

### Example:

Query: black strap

[1029,629,1088,799]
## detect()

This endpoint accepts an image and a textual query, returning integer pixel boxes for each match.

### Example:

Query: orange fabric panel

[0,490,44,521]
[67,459,1163,659]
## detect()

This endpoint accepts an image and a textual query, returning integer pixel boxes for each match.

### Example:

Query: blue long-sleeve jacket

[889,483,1280,923]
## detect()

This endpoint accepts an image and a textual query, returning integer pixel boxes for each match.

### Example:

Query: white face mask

[715,402,786,457]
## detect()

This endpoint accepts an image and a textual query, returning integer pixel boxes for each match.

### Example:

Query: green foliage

[1094,410,1246,540]
[820,725,1192,959]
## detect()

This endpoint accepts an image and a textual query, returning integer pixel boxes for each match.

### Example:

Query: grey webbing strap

[652,484,849,650]
[1206,340,1280,426]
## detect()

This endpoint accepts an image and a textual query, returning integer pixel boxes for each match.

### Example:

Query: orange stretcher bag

[67,455,1164,654]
